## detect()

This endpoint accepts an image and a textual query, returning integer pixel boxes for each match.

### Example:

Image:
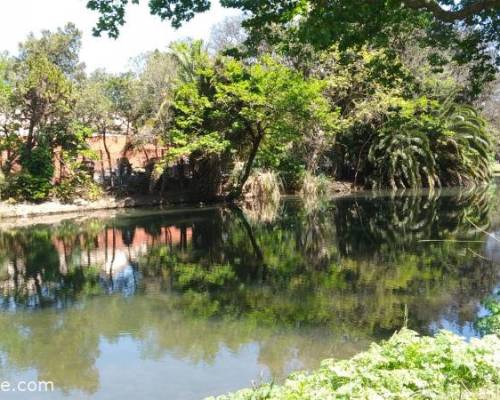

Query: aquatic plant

[243,170,282,203]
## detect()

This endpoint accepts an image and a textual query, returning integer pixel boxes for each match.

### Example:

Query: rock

[73,198,89,206]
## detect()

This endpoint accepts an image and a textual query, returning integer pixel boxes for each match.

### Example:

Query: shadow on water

[0,185,499,398]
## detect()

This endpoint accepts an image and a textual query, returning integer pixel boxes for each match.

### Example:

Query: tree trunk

[231,205,267,282]
[25,119,35,157]
[228,132,263,200]
[102,129,114,187]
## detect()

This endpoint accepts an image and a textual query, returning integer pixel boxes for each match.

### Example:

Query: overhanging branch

[402,0,500,22]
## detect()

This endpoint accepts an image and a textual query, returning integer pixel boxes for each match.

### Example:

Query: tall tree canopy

[87,1,500,36]
[87,1,500,97]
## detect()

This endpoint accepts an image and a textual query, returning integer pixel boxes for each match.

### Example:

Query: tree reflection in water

[0,186,498,396]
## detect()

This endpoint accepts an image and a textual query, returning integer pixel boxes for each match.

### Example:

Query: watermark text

[0,380,54,393]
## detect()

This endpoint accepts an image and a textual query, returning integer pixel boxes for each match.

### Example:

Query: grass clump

[208,329,500,400]
[241,170,282,223]
[300,171,330,199]
[243,170,282,203]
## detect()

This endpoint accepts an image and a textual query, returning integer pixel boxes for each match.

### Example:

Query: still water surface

[1,186,500,399]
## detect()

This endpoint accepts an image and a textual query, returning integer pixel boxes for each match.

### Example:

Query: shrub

[300,172,332,213]
[434,104,492,186]
[20,143,55,181]
[4,172,53,202]
[343,99,493,189]
[275,158,305,193]
[475,294,500,336]
[53,172,103,203]
[209,329,500,400]
[3,142,56,203]
[300,171,330,199]
[367,123,440,189]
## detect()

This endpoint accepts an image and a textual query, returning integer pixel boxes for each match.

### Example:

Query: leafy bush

[3,142,56,202]
[435,104,492,186]
[20,143,55,181]
[4,173,53,202]
[356,99,492,189]
[265,156,305,193]
[53,174,103,203]
[476,294,500,336]
[209,329,500,400]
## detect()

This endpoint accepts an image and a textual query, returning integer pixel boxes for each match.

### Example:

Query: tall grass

[242,170,282,223]
[299,171,331,212]
[243,170,282,203]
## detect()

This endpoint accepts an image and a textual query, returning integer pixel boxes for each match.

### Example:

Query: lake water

[1,185,499,399]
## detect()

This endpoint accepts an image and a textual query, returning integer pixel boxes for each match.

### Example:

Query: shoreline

[0,177,492,224]
[0,181,356,225]
[0,195,165,220]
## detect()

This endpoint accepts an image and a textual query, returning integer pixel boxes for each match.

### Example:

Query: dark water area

[1,184,500,399]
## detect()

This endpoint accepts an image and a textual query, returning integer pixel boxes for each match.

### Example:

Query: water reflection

[0,186,499,399]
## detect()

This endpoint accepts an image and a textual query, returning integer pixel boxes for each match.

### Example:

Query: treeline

[0,18,495,203]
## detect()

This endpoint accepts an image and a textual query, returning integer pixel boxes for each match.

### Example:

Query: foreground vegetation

[209,329,500,400]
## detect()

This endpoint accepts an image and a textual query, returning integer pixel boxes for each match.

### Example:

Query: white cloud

[0,0,239,72]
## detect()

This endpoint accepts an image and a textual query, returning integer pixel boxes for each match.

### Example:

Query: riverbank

[209,329,500,400]
[0,195,165,219]
[0,180,356,221]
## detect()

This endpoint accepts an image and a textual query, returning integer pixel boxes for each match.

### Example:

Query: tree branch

[402,0,500,22]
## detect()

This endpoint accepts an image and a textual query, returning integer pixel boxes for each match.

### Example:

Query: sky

[0,0,240,73]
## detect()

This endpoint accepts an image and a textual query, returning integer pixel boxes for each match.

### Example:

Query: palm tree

[169,39,208,84]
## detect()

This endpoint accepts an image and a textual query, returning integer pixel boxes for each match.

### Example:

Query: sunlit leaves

[211,328,500,399]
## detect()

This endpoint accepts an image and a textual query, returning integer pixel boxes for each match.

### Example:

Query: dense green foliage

[362,100,491,188]
[0,24,99,202]
[166,55,335,198]
[209,329,500,400]
[0,13,496,203]
[88,1,500,98]
[476,293,500,336]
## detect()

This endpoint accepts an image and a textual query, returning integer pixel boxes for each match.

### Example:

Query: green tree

[18,23,84,80]
[168,54,336,199]
[0,26,92,201]
[76,71,116,181]
[170,39,209,84]
[128,49,178,154]
[0,54,21,174]
[106,72,140,135]
[13,53,73,156]
[88,0,500,97]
